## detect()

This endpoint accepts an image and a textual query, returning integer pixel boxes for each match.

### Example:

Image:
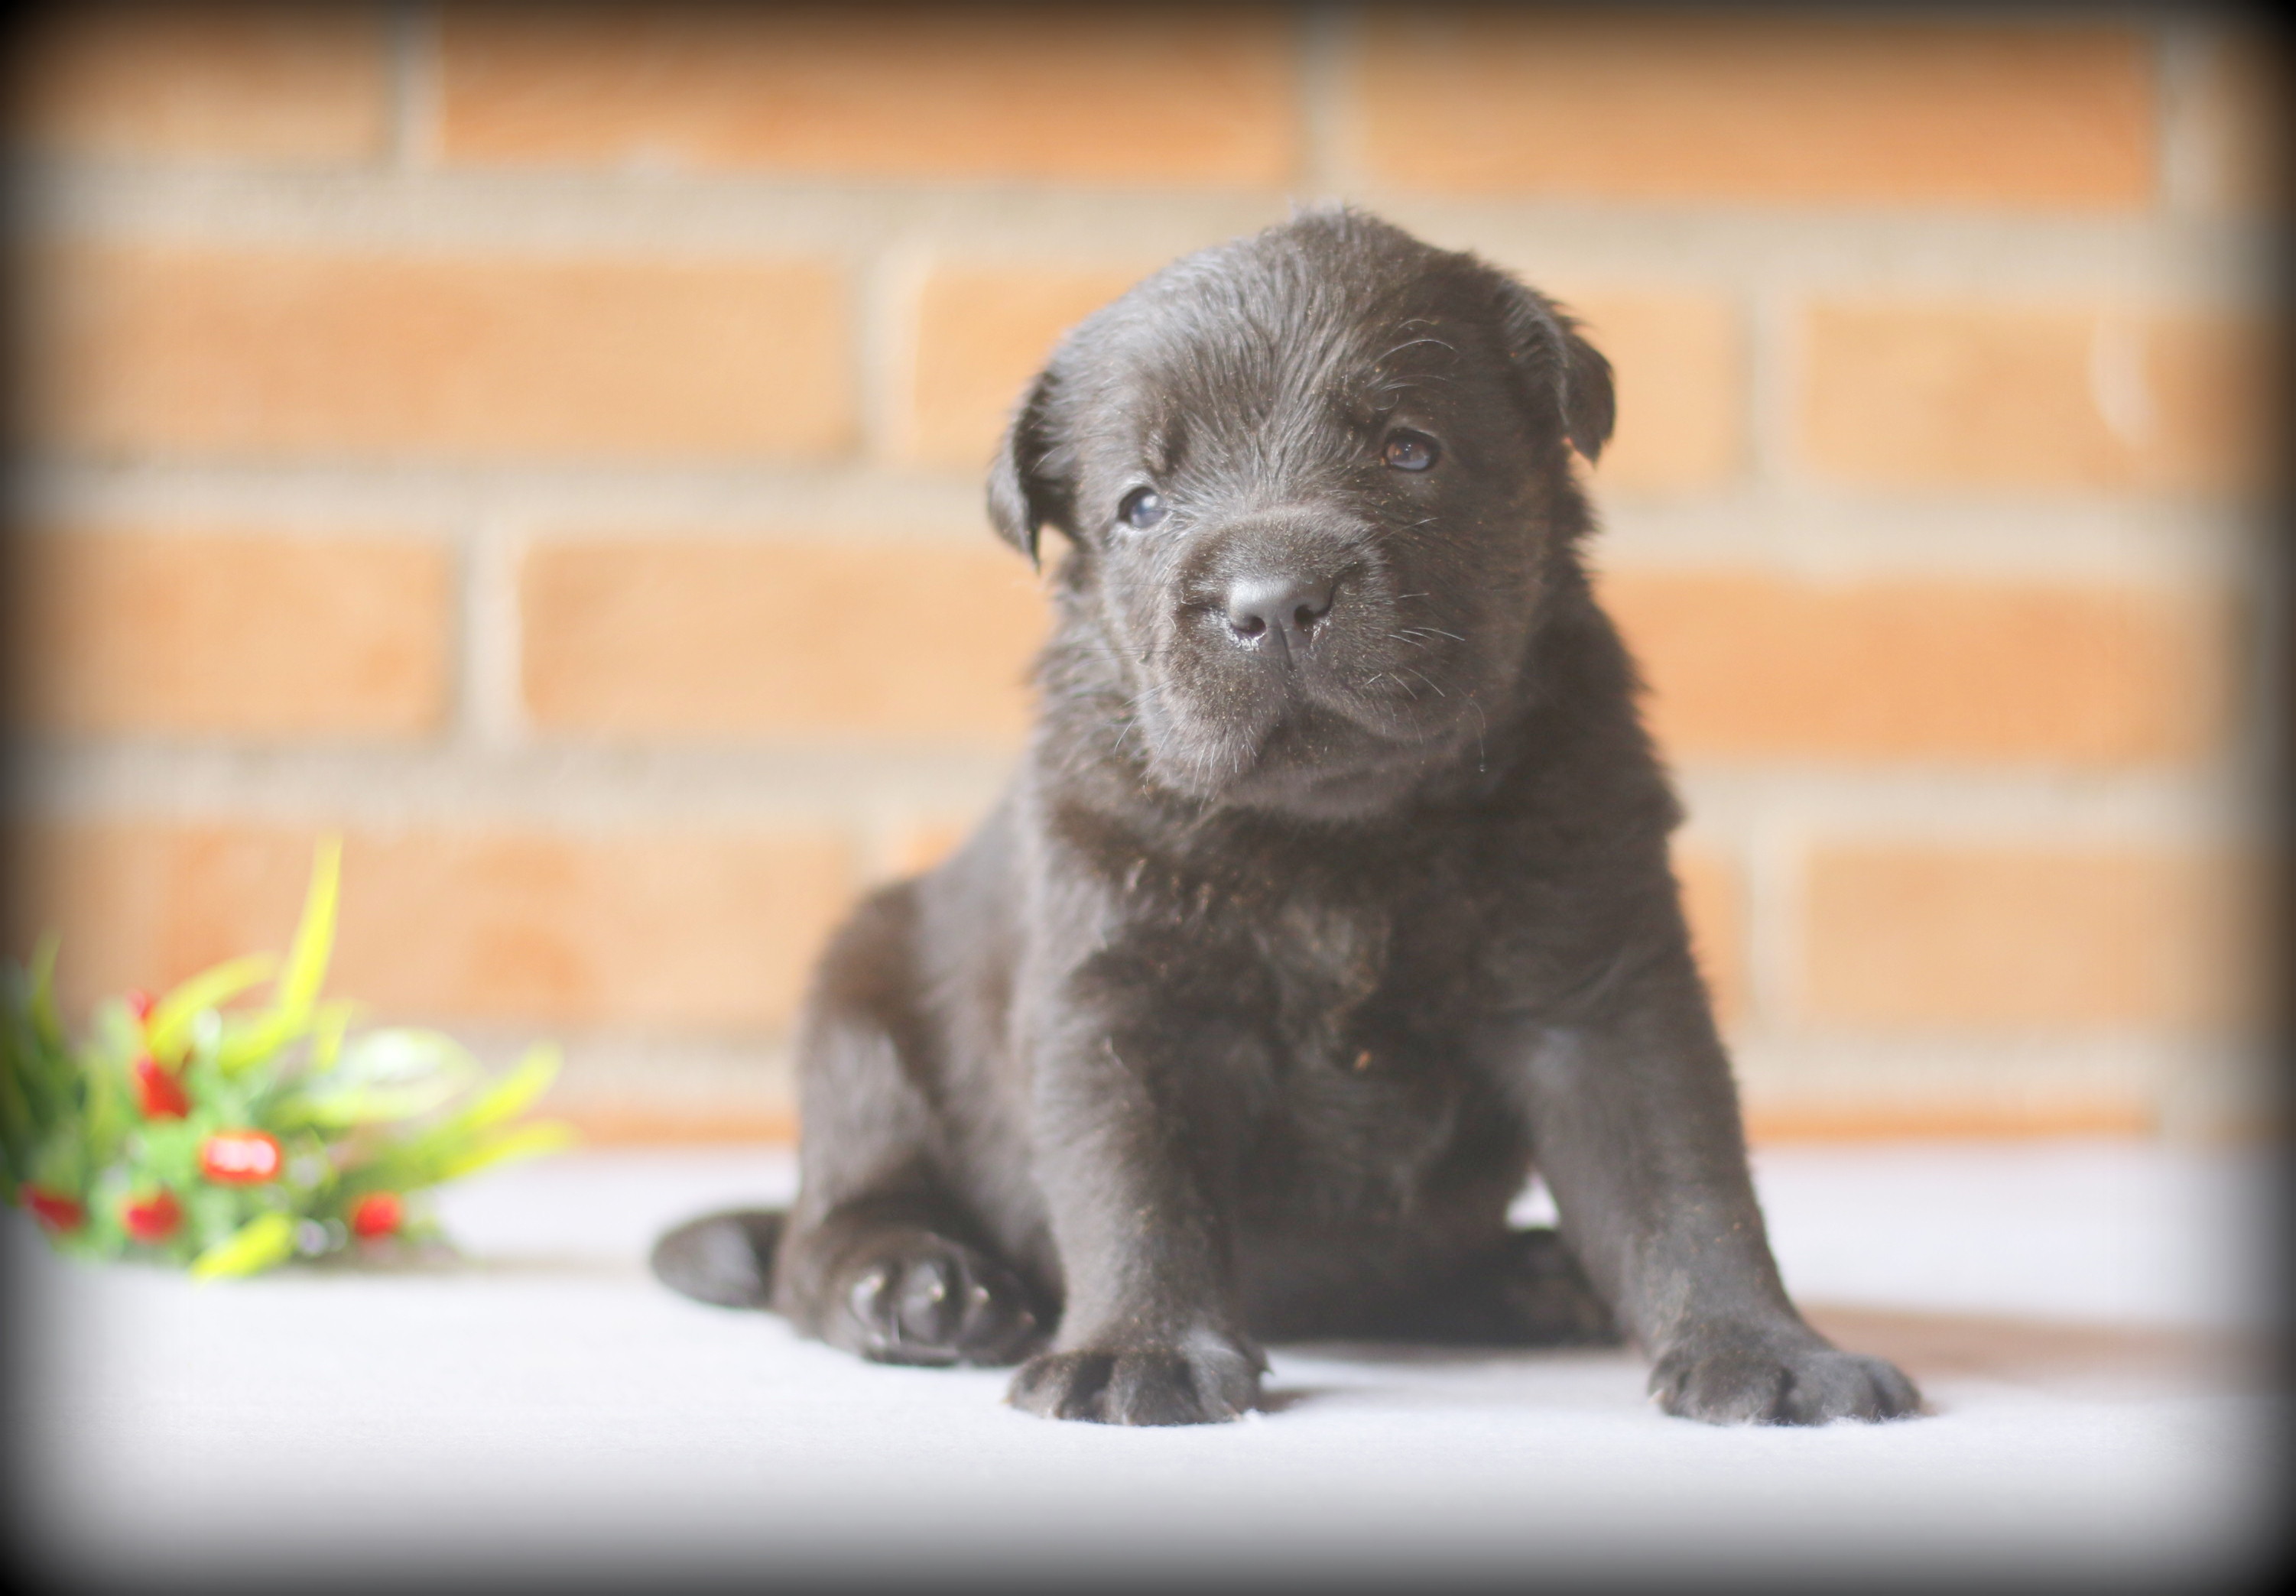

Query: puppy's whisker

[1375,335,1459,362]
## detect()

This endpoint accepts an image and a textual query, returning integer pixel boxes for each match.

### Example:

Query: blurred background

[3,3,2282,1146]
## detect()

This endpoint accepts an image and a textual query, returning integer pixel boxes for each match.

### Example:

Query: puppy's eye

[1118,487,1170,530]
[1382,431,1440,472]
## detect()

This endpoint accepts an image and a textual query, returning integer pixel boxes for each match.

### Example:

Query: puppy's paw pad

[1008,1339,1260,1426]
[839,1238,1040,1367]
[1652,1335,1921,1426]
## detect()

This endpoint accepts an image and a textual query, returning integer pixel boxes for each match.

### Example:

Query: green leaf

[448,1044,560,1137]
[431,1120,579,1184]
[146,955,280,1065]
[216,839,341,1074]
[3,955,73,1143]
[0,999,38,1183]
[335,1045,562,1189]
[284,1028,477,1127]
[305,1001,362,1075]
[190,1211,298,1281]
[25,935,64,1053]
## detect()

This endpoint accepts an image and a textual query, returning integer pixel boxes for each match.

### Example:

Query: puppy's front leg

[1006,993,1264,1426]
[1507,949,1920,1425]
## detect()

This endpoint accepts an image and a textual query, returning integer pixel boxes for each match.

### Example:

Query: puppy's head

[991,210,1612,822]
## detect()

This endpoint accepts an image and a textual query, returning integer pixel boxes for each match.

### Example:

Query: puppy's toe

[1651,1325,1922,1426]
[1008,1350,1117,1420]
[1775,1350,1924,1425]
[836,1236,1041,1367]
[1008,1337,1261,1426]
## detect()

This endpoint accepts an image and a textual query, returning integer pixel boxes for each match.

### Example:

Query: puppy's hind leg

[1392,1229,1622,1348]
[786,1197,1044,1368]
[772,883,1045,1369]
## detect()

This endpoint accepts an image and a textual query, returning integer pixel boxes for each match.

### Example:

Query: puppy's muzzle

[1188,512,1374,671]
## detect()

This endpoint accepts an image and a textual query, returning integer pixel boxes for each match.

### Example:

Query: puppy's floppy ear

[986,368,1071,569]
[1495,277,1616,465]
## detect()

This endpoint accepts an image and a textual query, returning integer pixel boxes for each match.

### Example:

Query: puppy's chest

[1117,856,1502,1217]
[1129,859,1479,1091]
[1239,890,1497,1215]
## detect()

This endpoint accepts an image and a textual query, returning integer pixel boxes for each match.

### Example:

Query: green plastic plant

[2,839,575,1278]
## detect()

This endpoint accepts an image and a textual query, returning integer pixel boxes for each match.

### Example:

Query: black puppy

[654,210,1920,1429]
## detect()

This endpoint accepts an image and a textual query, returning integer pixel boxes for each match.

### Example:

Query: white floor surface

[5,1140,2284,1591]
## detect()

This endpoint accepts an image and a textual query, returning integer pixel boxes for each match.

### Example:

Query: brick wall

[5,4,2282,1142]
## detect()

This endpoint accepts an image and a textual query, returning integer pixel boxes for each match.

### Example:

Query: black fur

[654,211,1920,1428]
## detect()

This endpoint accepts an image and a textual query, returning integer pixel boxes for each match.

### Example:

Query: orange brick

[1352,11,2153,207]
[1672,842,1746,1027]
[5,530,450,738]
[1801,844,2256,1030]
[904,264,1146,471]
[14,2,391,164]
[1744,1099,2157,1143]
[437,5,1299,184]
[1600,571,2229,765]
[1551,288,1742,494]
[21,243,852,461]
[886,818,978,880]
[1800,302,2274,494]
[6,822,856,1032]
[521,539,1051,743]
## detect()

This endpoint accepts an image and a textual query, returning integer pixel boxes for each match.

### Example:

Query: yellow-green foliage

[2,840,576,1276]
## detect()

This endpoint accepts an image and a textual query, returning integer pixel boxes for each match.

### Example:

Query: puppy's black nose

[1225,573,1335,654]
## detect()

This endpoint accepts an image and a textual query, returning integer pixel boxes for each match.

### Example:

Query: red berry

[121,1189,181,1244]
[350,1192,403,1239]
[126,989,156,1024]
[21,1185,85,1234]
[198,1130,283,1186]
[134,1055,190,1120]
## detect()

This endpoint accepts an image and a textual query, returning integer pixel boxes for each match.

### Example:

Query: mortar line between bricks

[386,1,440,174]
[18,466,2261,585]
[2236,527,2291,807]
[1740,806,1803,1040]
[2154,17,2217,219]
[1745,279,1801,497]
[460,515,527,753]
[31,170,2272,303]
[860,244,927,469]
[6,744,2254,839]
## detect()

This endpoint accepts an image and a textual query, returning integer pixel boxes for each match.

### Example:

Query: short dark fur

[651,212,1920,1427]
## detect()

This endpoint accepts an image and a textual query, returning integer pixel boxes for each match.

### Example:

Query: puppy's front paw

[835,1235,1042,1368]
[1651,1324,1921,1425]
[1008,1335,1262,1426]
